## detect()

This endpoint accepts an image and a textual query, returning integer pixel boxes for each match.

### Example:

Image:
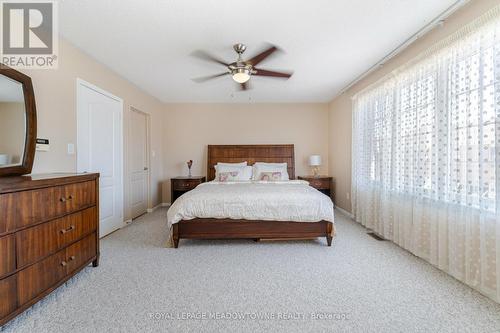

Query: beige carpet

[2,208,500,333]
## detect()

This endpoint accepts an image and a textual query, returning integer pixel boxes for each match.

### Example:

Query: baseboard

[146,203,161,213]
[335,207,354,220]
[161,202,171,208]
[124,219,133,225]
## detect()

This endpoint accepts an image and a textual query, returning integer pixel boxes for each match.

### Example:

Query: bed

[167,144,335,248]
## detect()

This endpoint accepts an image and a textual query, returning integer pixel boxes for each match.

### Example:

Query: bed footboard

[172,219,334,248]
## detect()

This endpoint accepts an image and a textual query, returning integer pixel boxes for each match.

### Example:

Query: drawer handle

[61,261,67,267]
[60,225,75,234]
[69,255,76,261]
[59,195,74,202]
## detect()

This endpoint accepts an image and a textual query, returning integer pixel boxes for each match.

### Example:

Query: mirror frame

[0,65,37,177]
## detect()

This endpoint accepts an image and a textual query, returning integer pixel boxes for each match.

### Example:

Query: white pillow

[215,165,253,181]
[252,162,289,180]
[216,162,247,166]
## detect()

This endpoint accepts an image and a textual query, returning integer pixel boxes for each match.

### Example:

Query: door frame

[129,106,151,216]
[76,78,125,232]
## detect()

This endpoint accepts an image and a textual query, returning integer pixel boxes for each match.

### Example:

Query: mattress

[167,180,335,225]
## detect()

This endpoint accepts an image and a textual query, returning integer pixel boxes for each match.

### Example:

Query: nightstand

[298,176,335,205]
[171,176,206,203]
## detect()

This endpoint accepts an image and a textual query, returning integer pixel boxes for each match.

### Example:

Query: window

[352,15,499,213]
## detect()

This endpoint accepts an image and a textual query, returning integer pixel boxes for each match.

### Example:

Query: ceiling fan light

[232,69,250,83]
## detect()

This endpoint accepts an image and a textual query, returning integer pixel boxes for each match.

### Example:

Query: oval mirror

[0,66,37,176]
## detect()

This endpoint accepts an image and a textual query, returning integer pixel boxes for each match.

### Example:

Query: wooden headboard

[207,144,295,181]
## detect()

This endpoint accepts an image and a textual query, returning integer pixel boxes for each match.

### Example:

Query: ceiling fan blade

[191,50,229,66]
[253,68,293,78]
[192,72,229,83]
[246,45,278,66]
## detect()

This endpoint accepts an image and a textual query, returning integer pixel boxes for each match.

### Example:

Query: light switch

[152,150,156,158]
[67,143,75,155]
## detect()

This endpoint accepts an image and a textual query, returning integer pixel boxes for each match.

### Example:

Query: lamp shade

[309,155,322,166]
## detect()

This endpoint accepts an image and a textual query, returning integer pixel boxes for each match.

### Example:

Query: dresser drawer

[65,233,97,275]
[54,181,97,217]
[16,233,96,306]
[13,180,96,229]
[0,194,15,234]
[17,250,67,306]
[0,235,16,278]
[172,179,201,191]
[16,207,97,268]
[0,275,17,318]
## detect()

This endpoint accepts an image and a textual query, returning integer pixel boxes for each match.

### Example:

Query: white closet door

[77,79,124,237]
[129,108,149,219]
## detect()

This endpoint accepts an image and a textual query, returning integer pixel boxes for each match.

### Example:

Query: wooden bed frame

[172,144,335,248]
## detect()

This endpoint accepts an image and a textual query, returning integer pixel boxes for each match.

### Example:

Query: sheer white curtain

[352,8,500,302]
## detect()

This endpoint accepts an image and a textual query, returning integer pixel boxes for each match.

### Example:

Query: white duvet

[167,180,335,225]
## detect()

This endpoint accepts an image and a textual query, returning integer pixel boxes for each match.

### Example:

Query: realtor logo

[1,0,58,69]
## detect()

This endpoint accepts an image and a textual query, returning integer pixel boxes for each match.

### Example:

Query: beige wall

[328,0,499,213]
[20,38,165,221]
[0,102,25,164]
[162,103,329,202]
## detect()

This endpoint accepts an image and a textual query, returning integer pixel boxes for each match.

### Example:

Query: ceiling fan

[191,43,293,90]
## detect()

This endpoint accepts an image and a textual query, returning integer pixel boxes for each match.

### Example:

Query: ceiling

[59,0,460,103]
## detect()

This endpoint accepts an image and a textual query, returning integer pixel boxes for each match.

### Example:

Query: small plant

[187,160,193,177]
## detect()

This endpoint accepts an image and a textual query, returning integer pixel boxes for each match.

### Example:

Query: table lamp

[309,155,321,177]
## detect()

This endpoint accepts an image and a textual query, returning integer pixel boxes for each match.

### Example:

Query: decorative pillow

[215,165,252,181]
[252,163,289,180]
[218,171,240,182]
[259,172,282,181]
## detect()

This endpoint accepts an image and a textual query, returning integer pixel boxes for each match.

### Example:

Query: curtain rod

[333,0,470,100]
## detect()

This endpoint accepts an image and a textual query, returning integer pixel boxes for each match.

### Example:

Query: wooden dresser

[0,173,99,326]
